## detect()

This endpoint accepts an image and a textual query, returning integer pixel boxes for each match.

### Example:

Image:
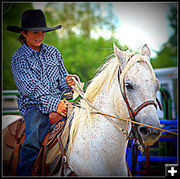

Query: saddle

[3,117,25,175]
[3,103,77,176]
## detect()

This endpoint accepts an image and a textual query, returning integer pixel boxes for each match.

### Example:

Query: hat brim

[6,24,62,33]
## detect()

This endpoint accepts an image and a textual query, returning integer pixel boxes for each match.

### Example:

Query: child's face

[21,30,46,50]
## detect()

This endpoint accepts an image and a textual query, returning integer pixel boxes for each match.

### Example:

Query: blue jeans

[16,106,51,176]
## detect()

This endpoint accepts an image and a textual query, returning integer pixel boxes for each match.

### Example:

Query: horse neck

[67,74,129,175]
[91,74,130,150]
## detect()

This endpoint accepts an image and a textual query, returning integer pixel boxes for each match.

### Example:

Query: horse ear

[113,43,126,70]
[141,44,151,61]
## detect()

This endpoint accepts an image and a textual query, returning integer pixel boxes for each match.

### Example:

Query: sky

[111,2,174,57]
[33,2,176,57]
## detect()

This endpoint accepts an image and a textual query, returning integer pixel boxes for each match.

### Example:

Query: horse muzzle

[137,124,162,146]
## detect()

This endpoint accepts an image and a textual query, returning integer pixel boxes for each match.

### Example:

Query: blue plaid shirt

[11,43,71,116]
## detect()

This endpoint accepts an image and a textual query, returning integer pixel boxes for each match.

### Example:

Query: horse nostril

[139,126,161,137]
[139,127,151,136]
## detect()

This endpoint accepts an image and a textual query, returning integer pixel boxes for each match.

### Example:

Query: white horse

[60,43,162,176]
[3,43,162,176]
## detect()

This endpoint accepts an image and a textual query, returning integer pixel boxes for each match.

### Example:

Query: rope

[91,111,177,136]
[70,76,178,136]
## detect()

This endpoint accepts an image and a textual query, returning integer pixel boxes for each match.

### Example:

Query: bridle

[118,67,162,122]
[61,58,173,176]
[117,54,162,145]
[70,55,176,152]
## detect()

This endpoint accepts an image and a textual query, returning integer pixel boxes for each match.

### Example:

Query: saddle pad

[3,118,25,148]
[3,127,16,148]
[3,128,16,162]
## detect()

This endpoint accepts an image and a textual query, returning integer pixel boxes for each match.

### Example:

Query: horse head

[114,43,162,146]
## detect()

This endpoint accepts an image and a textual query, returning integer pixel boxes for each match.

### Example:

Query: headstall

[117,54,162,147]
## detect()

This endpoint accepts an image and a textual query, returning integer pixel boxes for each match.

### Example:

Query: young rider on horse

[7,9,75,176]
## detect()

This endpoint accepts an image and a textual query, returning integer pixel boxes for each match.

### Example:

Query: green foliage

[150,3,177,69]
[3,3,33,90]
[167,4,177,52]
[44,2,118,39]
[151,44,177,68]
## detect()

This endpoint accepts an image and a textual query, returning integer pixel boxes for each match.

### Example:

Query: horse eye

[125,82,134,90]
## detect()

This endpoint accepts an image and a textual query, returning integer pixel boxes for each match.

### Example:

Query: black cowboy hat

[6,9,62,33]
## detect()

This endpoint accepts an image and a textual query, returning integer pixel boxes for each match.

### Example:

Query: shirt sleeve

[56,49,68,77]
[55,49,72,92]
[11,57,61,114]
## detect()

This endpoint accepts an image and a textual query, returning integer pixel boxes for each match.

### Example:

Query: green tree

[167,3,177,53]
[43,2,118,39]
[151,3,177,68]
[103,3,119,37]
[3,2,33,90]
[151,44,177,68]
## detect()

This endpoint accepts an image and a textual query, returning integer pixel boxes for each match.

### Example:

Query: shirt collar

[40,43,47,54]
[20,43,46,57]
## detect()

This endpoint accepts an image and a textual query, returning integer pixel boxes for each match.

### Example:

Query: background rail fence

[2,90,20,115]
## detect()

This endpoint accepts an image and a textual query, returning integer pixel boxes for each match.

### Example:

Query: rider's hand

[49,100,69,125]
[65,74,75,87]
[56,100,69,117]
